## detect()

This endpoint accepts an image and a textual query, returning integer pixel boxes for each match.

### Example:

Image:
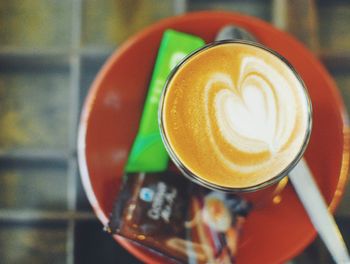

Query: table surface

[0,1,349,263]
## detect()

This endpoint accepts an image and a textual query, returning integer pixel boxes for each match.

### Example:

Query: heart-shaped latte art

[162,43,310,187]
[216,75,278,153]
[205,57,297,161]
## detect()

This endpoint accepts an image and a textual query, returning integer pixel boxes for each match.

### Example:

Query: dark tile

[337,216,350,250]
[0,68,70,151]
[318,2,350,53]
[0,222,67,264]
[0,163,67,210]
[74,220,142,264]
[0,0,72,49]
[81,0,174,48]
[188,0,272,22]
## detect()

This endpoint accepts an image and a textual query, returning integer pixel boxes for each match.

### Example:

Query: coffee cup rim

[158,40,313,193]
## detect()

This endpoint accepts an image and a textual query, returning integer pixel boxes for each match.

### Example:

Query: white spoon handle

[214,25,349,263]
[289,159,350,264]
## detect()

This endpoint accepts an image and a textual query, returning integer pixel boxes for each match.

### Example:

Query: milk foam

[203,55,303,174]
[211,56,298,149]
[163,43,310,188]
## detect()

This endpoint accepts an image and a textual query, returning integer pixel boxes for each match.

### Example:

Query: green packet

[125,30,205,172]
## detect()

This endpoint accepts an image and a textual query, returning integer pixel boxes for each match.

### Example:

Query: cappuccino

[160,42,311,189]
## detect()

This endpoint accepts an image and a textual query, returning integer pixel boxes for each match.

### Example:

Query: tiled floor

[0,70,70,150]
[0,222,67,264]
[0,1,349,263]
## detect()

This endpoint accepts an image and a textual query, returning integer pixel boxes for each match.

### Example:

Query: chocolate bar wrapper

[107,172,251,263]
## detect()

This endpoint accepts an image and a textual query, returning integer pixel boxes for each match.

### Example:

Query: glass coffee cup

[159,40,312,193]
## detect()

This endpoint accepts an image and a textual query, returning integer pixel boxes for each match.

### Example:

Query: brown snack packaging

[107,172,251,263]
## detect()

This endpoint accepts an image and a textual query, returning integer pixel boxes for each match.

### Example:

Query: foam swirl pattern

[162,43,310,188]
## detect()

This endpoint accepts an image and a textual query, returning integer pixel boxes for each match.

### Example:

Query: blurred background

[0,0,349,263]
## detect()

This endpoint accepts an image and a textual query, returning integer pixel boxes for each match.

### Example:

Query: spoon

[215,25,350,264]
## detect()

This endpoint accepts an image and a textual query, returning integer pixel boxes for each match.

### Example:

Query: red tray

[78,11,349,264]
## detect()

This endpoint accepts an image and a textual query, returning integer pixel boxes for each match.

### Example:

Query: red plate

[78,11,349,264]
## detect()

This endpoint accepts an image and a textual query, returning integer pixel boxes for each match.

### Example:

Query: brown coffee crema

[162,43,310,188]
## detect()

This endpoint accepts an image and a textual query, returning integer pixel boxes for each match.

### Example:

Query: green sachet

[125,29,205,172]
